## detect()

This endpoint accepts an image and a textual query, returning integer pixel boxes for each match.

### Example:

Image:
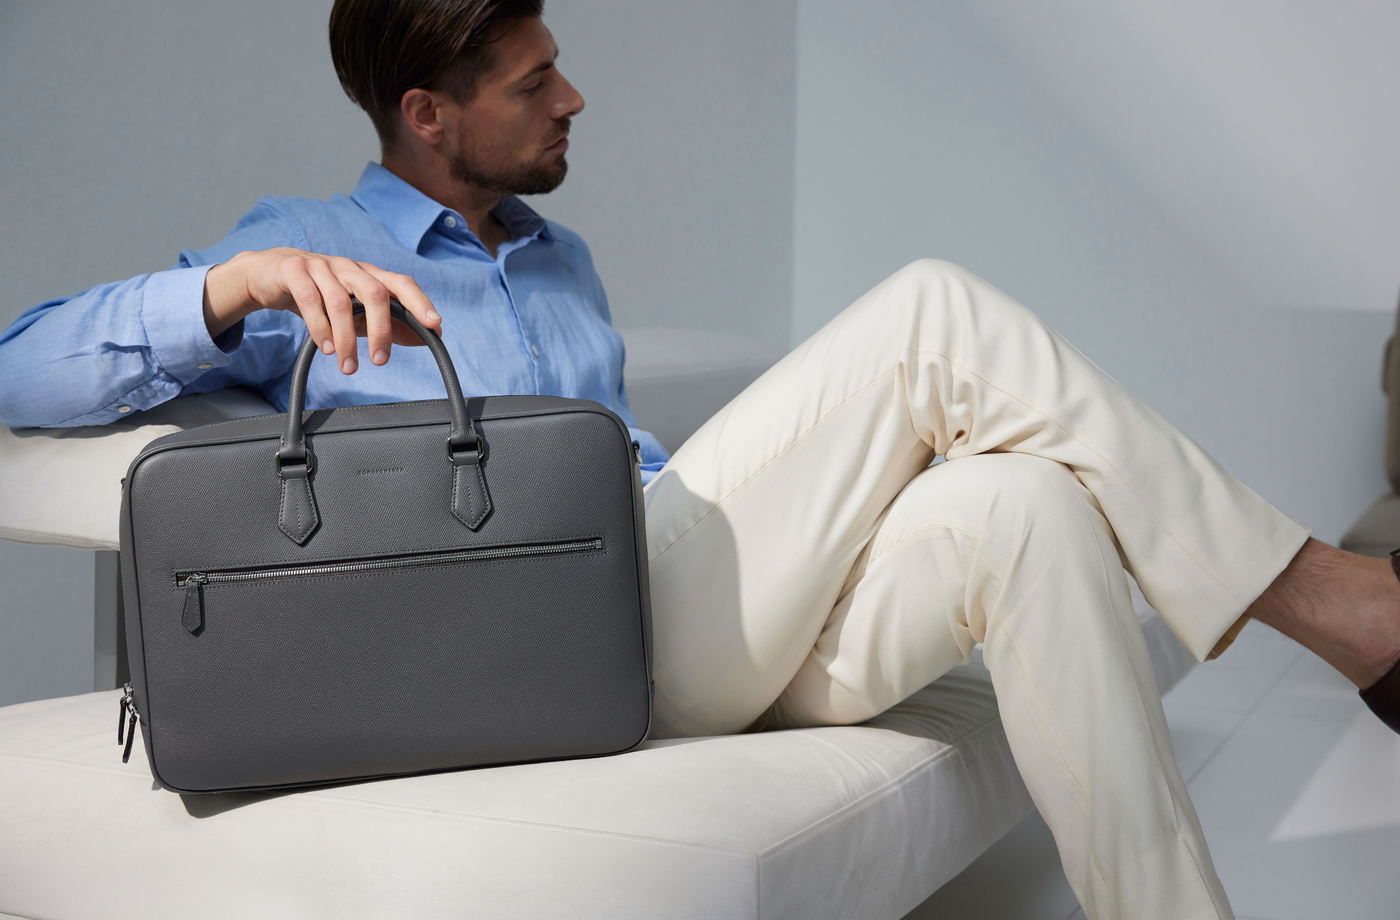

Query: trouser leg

[769,453,1233,919]
[643,259,1308,738]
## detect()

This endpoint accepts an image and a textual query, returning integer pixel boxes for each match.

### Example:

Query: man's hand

[203,248,442,375]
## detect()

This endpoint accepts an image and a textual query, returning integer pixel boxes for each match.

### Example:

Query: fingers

[359,263,441,338]
[325,258,392,367]
[267,249,437,374]
[278,257,336,358]
[307,259,361,374]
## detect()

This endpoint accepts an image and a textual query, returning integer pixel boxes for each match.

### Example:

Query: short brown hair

[330,0,545,147]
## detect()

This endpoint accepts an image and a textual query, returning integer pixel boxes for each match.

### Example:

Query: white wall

[792,0,1389,544]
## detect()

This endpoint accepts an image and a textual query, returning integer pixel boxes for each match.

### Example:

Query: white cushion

[0,387,277,550]
[0,608,1193,920]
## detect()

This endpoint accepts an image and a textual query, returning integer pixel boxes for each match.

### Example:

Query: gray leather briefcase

[117,301,653,793]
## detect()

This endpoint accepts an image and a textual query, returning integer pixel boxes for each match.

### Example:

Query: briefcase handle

[272,298,492,545]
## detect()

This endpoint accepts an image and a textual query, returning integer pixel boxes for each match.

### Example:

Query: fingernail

[373,349,388,365]
[321,339,334,355]
[341,357,357,374]
[427,309,441,321]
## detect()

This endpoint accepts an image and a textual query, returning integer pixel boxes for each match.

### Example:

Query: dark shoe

[1359,552,1400,734]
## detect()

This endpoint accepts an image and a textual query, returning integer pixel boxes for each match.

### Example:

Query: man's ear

[399,88,447,147]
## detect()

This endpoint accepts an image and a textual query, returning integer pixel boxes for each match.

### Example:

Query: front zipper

[175,538,604,634]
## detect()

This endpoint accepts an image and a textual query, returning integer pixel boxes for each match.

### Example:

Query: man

[1,2,1397,918]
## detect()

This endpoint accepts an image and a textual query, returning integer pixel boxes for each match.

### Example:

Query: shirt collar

[349,162,562,253]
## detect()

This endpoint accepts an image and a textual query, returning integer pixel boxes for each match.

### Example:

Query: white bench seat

[0,607,1194,920]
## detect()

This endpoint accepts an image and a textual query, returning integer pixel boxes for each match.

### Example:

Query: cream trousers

[641,261,1311,920]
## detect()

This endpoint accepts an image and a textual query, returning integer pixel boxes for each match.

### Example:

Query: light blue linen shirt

[0,162,669,481]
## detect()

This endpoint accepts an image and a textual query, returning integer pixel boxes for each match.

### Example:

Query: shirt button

[198,363,213,370]
[444,215,458,228]
[118,406,131,414]
[532,345,540,358]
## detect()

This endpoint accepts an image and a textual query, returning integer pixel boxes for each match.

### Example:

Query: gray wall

[528,0,797,348]
[0,544,94,706]
[792,0,1389,544]
[0,0,798,345]
[0,0,379,332]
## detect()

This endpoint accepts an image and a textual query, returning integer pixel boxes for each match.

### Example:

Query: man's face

[442,17,583,196]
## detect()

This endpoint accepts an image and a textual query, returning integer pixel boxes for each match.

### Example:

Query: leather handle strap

[274,297,492,545]
[279,298,476,463]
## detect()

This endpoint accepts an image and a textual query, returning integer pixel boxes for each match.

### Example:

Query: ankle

[1246,540,1400,689]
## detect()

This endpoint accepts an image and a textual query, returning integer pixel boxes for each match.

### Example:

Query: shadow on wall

[618,328,789,454]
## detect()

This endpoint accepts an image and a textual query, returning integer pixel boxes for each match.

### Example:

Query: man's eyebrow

[514,49,559,83]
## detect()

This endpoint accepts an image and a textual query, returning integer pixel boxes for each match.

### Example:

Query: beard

[448,118,571,197]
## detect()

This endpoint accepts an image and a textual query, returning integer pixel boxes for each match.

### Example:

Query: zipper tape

[175,539,604,634]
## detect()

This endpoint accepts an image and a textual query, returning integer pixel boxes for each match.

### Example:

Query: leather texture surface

[120,393,652,793]
[276,467,319,545]
[451,451,493,531]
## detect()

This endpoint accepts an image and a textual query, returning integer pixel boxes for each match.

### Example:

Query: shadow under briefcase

[117,301,653,794]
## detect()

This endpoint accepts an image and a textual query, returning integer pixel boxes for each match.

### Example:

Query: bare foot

[1246,538,1400,689]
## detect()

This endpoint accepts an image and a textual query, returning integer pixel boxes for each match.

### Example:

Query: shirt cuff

[140,265,236,383]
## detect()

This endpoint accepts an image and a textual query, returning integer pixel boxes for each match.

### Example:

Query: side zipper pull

[181,574,208,634]
[123,710,138,763]
[118,682,137,763]
[117,691,128,744]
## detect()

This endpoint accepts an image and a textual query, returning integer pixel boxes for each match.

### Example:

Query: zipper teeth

[177,538,603,586]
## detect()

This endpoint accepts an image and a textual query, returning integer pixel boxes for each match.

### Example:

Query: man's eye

[523,81,544,96]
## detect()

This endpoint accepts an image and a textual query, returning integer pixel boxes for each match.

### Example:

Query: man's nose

[553,72,584,119]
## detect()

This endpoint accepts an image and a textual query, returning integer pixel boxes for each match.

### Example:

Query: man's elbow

[0,361,95,429]
[0,355,51,428]
[0,391,64,429]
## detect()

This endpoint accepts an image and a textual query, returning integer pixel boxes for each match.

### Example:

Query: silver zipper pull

[118,682,138,763]
[181,573,208,634]
[117,683,131,743]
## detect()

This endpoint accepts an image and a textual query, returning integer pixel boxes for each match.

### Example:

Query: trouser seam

[1068,469,1182,912]
[973,549,1118,901]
